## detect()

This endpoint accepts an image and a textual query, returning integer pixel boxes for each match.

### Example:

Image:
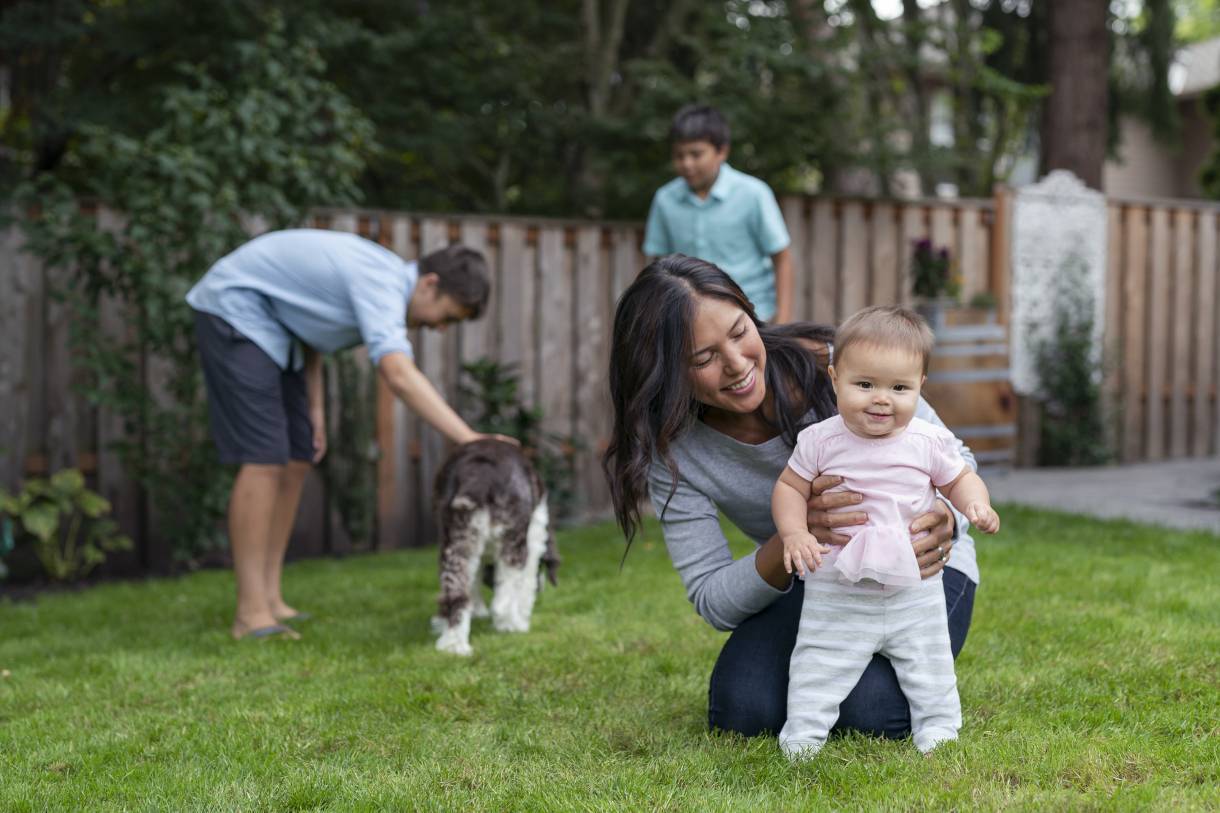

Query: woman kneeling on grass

[602,254,980,740]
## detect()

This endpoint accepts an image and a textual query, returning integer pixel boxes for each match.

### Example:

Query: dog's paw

[436,633,473,656]
[493,615,530,633]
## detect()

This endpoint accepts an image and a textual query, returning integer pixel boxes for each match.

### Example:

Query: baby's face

[829,344,925,439]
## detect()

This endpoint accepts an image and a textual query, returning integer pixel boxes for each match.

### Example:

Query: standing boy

[187,229,509,640]
[643,105,794,322]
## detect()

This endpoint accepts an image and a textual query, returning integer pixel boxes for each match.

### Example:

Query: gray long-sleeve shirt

[647,399,978,631]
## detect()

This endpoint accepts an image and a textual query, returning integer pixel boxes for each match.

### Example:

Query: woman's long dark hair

[602,254,837,546]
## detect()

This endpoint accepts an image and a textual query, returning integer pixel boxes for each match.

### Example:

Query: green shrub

[1031,254,1111,466]
[458,359,583,520]
[0,470,132,582]
[1200,86,1220,199]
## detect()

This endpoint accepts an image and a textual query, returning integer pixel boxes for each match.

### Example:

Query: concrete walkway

[986,458,1220,534]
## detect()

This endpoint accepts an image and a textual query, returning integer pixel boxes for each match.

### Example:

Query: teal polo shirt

[643,163,790,320]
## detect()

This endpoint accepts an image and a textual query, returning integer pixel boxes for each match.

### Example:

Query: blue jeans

[707,567,976,738]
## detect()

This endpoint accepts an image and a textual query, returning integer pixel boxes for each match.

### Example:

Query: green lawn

[1,504,1217,811]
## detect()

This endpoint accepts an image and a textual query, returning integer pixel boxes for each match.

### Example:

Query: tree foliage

[1201,85,1220,199]
[1175,0,1220,43]
[2,1,1188,212]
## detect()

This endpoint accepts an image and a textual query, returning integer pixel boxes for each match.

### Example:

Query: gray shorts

[193,310,313,465]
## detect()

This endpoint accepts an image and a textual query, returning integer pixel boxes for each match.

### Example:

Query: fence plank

[574,226,610,516]
[1170,210,1194,457]
[840,202,867,318]
[781,197,810,321]
[898,205,928,307]
[930,206,954,260]
[0,226,32,489]
[458,221,492,366]
[610,228,637,303]
[975,211,991,308]
[869,203,899,306]
[990,188,1013,324]
[498,223,535,408]
[810,200,838,324]
[1145,208,1171,460]
[958,207,984,302]
[22,229,47,482]
[1198,213,1218,456]
[374,215,419,550]
[416,219,451,545]
[1121,207,1149,461]
[1102,204,1123,458]
[537,226,572,443]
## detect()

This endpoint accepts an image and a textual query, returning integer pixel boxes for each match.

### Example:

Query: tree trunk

[1040,0,1108,190]
[901,0,934,196]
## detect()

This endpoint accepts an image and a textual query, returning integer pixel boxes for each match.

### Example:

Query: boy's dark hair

[669,104,731,149]
[419,244,491,318]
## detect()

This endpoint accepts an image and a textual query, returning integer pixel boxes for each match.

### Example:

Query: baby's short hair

[834,305,936,373]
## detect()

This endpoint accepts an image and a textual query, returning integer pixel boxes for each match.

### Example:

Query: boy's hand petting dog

[782,532,829,577]
[965,502,1000,534]
[473,433,521,447]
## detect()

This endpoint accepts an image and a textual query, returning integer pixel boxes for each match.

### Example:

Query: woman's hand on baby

[965,502,1000,534]
[782,532,829,578]
[806,475,866,546]
[911,501,955,579]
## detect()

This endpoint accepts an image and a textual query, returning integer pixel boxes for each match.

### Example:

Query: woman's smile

[723,367,757,395]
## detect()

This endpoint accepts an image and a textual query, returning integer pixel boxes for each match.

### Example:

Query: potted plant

[910,239,959,331]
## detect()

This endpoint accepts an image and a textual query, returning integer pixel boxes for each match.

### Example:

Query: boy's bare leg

[265,460,310,621]
[229,463,285,638]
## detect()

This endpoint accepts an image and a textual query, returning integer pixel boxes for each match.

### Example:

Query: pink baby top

[788,414,967,587]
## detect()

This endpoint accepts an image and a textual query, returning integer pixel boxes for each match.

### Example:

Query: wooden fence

[2,189,1217,565]
[1102,197,1220,462]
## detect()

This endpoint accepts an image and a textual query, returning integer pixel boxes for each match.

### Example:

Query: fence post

[990,186,1013,326]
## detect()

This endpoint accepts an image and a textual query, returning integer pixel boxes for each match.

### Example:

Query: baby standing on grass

[771,305,1000,759]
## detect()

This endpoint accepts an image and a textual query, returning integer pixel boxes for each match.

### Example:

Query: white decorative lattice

[1009,170,1108,396]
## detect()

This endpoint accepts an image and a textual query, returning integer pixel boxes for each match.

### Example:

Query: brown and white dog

[431,439,559,656]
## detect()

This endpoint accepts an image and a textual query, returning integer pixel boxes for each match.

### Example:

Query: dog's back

[434,439,543,526]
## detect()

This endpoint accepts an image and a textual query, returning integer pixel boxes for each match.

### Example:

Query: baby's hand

[782,533,828,577]
[965,502,1000,534]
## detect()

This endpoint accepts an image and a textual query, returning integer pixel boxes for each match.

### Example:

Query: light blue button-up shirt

[643,163,790,320]
[186,229,416,370]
